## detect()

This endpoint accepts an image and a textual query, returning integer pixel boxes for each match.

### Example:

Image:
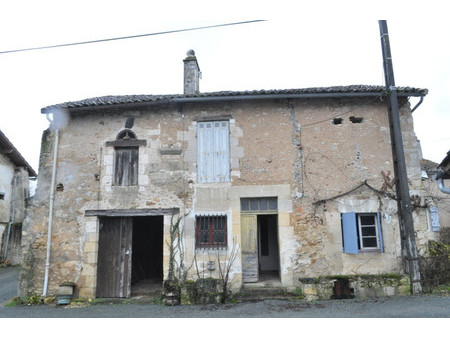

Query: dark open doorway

[131,216,163,296]
[257,214,280,281]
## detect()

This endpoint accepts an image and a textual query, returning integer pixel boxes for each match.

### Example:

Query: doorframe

[240,197,280,284]
[89,208,179,298]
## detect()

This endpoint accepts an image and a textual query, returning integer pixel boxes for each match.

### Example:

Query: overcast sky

[1,0,449,173]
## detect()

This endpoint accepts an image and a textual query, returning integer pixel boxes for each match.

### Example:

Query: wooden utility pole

[379,20,422,294]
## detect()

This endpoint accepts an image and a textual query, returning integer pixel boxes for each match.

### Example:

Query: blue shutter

[342,212,358,254]
[377,212,384,253]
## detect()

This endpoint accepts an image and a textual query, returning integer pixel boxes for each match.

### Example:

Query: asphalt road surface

[1,266,449,318]
[0,266,19,305]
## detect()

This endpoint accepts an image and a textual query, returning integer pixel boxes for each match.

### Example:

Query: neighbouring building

[420,158,450,235]
[19,50,440,300]
[0,129,37,265]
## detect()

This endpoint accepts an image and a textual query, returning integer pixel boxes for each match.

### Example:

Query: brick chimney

[183,49,200,95]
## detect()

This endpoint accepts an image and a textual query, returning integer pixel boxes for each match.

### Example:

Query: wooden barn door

[241,214,259,283]
[97,217,133,298]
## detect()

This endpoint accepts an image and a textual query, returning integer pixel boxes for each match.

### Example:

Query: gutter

[434,172,450,194]
[42,115,59,297]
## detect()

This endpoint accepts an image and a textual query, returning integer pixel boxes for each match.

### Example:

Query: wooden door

[241,214,258,282]
[96,217,133,298]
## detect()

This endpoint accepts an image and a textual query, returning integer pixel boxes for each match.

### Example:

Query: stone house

[420,158,450,235]
[19,50,438,300]
[0,129,37,265]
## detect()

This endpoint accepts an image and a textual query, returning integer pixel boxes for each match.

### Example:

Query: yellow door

[241,214,258,282]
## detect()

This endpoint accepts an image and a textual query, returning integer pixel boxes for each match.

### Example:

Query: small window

[196,215,227,248]
[0,192,5,200]
[241,197,277,212]
[341,212,383,253]
[111,129,141,187]
[116,129,137,140]
[114,147,138,186]
[332,118,343,125]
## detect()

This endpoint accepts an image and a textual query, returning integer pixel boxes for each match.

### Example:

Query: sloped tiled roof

[0,129,37,177]
[41,85,428,114]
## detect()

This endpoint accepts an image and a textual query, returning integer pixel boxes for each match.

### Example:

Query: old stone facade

[19,51,438,299]
[0,129,36,265]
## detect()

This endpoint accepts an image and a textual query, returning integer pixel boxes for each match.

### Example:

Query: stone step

[239,285,292,300]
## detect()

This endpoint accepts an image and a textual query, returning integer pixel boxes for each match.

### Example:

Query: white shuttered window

[197,121,230,183]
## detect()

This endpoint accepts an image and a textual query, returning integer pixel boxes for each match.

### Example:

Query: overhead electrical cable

[0,20,266,55]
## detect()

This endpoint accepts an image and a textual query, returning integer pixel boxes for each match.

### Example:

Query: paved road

[1,294,449,318]
[1,267,449,318]
[0,266,19,304]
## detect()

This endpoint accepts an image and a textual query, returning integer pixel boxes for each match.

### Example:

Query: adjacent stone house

[19,50,438,299]
[0,129,37,265]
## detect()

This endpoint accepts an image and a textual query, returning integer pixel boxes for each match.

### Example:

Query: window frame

[195,214,227,248]
[106,129,146,187]
[357,213,380,251]
[341,212,383,254]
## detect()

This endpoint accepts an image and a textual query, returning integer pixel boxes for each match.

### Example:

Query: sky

[1,0,449,174]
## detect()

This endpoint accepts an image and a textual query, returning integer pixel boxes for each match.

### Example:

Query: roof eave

[41,89,426,115]
[0,130,37,178]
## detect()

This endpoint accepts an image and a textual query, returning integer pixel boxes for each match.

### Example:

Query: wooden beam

[85,208,179,217]
[105,139,147,147]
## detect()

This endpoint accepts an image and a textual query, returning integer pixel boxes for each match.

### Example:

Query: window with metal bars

[195,215,227,248]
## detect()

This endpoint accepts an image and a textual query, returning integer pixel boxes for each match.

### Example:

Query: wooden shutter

[241,214,258,282]
[197,121,230,183]
[429,206,440,232]
[114,147,138,186]
[341,212,358,254]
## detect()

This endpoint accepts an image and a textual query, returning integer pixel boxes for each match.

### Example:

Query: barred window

[196,215,227,248]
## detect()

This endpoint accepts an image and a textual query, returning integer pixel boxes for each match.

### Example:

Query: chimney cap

[186,49,196,57]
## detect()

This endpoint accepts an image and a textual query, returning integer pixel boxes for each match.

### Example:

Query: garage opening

[131,216,164,296]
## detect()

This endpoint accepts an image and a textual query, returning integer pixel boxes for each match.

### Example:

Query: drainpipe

[2,172,18,260]
[434,172,450,194]
[42,115,59,297]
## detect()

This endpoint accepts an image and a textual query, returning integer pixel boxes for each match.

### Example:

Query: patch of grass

[5,294,43,307]
[290,287,306,300]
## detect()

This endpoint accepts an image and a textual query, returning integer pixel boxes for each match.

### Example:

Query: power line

[0,20,266,55]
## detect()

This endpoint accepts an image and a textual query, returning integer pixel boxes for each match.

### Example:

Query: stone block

[84,241,98,254]
[278,213,290,227]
